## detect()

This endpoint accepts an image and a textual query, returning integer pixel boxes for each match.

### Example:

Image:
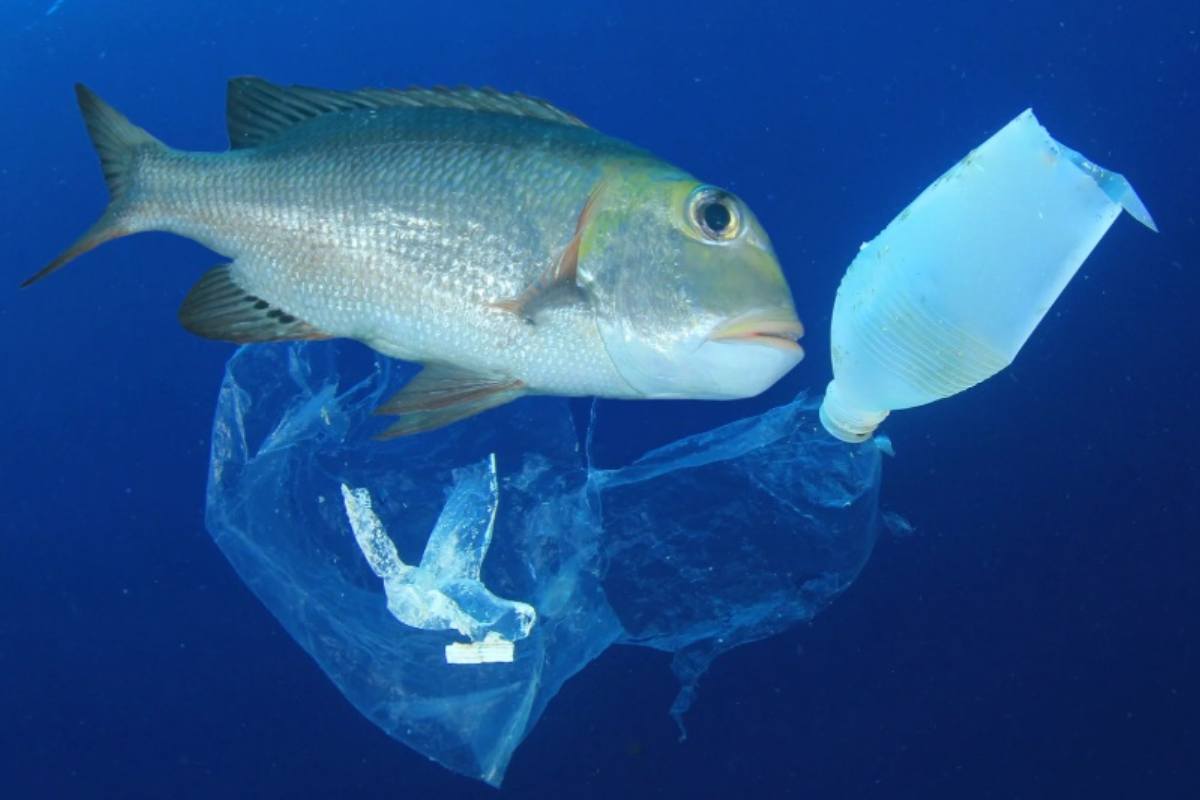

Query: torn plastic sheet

[340,454,537,656]
[590,389,883,732]
[207,341,884,785]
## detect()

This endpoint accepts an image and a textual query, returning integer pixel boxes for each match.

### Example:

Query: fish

[24,78,804,435]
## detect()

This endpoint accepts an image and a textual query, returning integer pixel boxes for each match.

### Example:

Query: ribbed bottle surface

[846,280,1011,406]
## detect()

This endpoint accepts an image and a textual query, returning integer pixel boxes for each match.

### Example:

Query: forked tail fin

[21,84,164,287]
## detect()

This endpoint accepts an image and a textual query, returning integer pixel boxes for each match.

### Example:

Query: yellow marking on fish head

[577,164,803,400]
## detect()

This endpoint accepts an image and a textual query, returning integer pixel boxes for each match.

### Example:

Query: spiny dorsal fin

[373,364,525,438]
[179,264,331,344]
[227,76,588,149]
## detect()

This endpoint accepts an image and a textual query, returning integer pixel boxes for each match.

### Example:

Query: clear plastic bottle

[819,109,1157,443]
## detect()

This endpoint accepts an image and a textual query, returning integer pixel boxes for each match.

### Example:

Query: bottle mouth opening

[818,380,889,443]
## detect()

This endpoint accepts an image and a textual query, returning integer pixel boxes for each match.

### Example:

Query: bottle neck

[818,380,889,443]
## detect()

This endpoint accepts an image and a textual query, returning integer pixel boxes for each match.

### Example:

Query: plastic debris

[820,109,1156,442]
[206,341,883,785]
[339,453,536,649]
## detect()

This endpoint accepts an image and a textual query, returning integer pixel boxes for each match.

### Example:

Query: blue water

[2,1,1196,797]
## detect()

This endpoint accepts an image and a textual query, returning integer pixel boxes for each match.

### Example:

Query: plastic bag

[206,340,883,784]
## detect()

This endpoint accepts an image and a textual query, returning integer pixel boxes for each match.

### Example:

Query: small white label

[445,633,516,665]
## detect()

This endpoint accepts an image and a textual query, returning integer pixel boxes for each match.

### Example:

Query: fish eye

[687,186,741,242]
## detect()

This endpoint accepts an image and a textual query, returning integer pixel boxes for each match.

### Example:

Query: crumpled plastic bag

[207,340,884,785]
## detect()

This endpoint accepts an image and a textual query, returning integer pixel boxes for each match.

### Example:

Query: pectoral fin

[179,265,332,343]
[492,183,602,321]
[374,364,526,438]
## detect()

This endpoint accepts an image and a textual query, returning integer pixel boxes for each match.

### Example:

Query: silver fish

[27,78,804,435]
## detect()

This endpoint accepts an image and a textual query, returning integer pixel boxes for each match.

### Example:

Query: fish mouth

[709,313,805,355]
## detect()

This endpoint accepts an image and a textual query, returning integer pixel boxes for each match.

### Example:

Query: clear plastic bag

[207,340,884,784]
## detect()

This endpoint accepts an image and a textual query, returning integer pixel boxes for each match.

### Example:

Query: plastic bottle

[819,109,1157,443]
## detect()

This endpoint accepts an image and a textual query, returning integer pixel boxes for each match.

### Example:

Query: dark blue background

[2,1,1196,797]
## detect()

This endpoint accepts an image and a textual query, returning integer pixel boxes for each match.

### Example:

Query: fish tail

[21,84,165,287]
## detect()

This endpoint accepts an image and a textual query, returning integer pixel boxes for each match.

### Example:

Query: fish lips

[708,313,805,359]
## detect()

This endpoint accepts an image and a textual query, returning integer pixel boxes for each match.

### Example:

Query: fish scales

[144,108,643,394]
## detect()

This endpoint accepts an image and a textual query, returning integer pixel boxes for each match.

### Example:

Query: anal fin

[374,364,526,438]
[179,265,332,343]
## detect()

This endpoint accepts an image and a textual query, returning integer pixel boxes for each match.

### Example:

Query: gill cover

[578,171,802,399]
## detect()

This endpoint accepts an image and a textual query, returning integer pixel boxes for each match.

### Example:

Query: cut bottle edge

[1024,108,1158,232]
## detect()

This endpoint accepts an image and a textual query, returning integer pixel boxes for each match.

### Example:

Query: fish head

[578,170,803,399]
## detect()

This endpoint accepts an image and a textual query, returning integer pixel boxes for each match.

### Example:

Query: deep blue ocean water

[2,1,1196,797]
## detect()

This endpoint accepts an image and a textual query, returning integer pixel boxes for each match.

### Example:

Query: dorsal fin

[226,76,588,149]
